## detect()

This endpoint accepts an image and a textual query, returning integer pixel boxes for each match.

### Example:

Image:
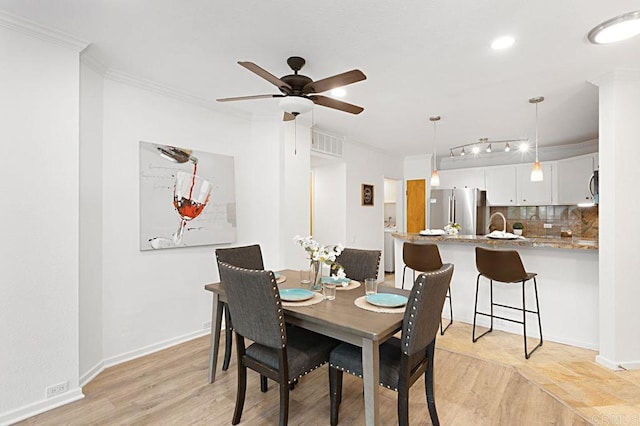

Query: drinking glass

[323,282,337,300]
[300,269,311,288]
[172,171,212,244]
[365,278,378,295]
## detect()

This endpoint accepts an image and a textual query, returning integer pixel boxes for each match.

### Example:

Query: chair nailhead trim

[330,364,397,391]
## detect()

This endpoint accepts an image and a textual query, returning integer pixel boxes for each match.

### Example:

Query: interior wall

[343,142,403,281]
[100,79,254,361]
[312,162,347,247]
[0,27,84,420]
[79,59,104,383]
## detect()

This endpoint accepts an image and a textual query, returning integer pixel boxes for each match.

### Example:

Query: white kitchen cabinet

[437,168,485,190]
[557,155,595,205]
[485,166,517,205]
[517,163,553,205]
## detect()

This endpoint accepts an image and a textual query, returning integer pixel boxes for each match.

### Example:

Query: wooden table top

[205,269,408,344]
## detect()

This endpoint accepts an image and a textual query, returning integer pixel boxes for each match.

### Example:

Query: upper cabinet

[517,163,553,205]
[557,154,595,205]
[437,168,485,190]
[485,166,517,205]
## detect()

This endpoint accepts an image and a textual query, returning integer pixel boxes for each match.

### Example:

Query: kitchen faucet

[489,212,507,233]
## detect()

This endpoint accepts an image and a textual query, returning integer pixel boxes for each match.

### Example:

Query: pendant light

[529,96,544,182]
[430,116,441,187]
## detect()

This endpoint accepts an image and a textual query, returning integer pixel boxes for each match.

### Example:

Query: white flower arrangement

[444,223,462,235]
[294,235,346,282]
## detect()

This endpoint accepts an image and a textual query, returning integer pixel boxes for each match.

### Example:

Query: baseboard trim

[596,355,640,371]
[103,328,210,369]
[0,388,84,426]
[79,360,105,387]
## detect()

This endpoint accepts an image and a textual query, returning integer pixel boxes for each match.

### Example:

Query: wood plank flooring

[20,319,634,425]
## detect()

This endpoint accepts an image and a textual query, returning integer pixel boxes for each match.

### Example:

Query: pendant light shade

[529,96,544,182]
[429,116,441,187]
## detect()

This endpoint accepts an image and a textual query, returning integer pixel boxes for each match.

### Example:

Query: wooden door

[407,179,425,233]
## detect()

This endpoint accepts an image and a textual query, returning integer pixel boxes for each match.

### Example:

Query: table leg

[208,293,224,383]
[362,338,380,426]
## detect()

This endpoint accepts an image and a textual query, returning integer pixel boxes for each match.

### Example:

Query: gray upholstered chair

[328,264,454,426]
[215,245,264,373]
[218,262,338,426]
[401,243,453,335]
[333,248,381,282]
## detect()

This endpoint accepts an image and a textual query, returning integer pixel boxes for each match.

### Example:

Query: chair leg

[222,305,233,371]
[329,367,343,426]
[401,265,407,290]
[523,278,543,359]
[260,375,268,393]
[398,385,409,426]
[425,343,440,426]
[232,360,246,425]
[279,382,290,426]
[440,288,453,335]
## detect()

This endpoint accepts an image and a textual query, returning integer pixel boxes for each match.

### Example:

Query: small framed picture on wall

[361,184,374,206]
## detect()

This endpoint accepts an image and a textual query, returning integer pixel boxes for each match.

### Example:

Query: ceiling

[2,0,639,157]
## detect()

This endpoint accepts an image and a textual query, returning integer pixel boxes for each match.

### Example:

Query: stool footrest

[491,302,540,315]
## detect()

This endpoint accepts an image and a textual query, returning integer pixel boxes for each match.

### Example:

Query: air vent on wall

[311,129,344,157]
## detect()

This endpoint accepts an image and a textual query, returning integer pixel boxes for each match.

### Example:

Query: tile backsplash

[489,205,598,239]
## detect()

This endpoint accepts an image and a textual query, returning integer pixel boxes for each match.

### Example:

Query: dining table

[204,269,409,426]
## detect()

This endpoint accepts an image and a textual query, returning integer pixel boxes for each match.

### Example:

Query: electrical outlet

[46,381,68,398]
[543,223,553,229]
[202,321,211,330]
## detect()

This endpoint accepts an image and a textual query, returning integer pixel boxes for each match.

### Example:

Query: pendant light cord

[535,102,539,162]
[433,119,437,169]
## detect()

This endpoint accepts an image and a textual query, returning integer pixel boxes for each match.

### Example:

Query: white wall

[79,59,104,383]
[312,162,347,246]
[0,26,85,421]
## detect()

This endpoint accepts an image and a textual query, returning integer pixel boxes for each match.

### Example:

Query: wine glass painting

[139,141,237,250]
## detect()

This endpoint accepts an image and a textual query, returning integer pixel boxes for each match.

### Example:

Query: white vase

[513,229,523,236]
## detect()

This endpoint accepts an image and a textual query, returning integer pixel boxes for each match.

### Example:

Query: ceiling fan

[216,56,366,121]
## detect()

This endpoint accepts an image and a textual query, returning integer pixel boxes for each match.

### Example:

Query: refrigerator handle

[452,194,456,223]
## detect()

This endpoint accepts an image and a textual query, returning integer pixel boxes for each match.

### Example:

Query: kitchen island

[393,232,599,350]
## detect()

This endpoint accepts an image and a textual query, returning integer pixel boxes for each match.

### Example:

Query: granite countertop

[391,232,598,250]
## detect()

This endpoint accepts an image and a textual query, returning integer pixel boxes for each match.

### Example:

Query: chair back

[334,248,381,282]
[401,264,454,356]
[216,244,264,270]
[403,243,443,272]
[218,262,285,350]
[475,247,527,283]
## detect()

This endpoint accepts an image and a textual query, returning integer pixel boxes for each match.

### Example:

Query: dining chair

[401,243,453,335]
[215,245,265,377]
[218,262,339,426]
[328,264,454,426]
[333,248,381,282]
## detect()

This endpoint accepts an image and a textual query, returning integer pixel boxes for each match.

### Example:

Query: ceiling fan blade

[303,70,366,94]
[283,112,296,121]
[309,95,364,115]
[238,61,292,92]
[216,94,283,102]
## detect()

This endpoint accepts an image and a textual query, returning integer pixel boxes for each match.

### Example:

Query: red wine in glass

[172,170,212,244]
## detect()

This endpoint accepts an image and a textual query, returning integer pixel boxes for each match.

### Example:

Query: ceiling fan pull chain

[294,118,297,155]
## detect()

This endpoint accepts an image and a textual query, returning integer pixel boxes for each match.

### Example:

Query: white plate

[419,229,446,236]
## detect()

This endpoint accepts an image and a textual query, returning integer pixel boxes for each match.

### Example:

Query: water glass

[364,278,378,295]
[323,282,337,300]
[300,269,311,288]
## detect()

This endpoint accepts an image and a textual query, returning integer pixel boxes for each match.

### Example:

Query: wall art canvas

[140,141,237,250]
[361,184,374,206]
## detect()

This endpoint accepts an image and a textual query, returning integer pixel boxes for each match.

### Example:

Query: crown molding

[104,68,248,119]
[0,9,89,52]
[80,52,108,75]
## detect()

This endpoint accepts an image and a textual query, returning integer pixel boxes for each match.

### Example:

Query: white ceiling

[2,0,639,157]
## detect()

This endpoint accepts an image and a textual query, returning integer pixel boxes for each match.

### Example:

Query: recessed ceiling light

[331,88,346,97]
[491,36,515,50]
[588,10,640,44]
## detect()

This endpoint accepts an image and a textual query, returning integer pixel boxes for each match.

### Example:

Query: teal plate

[321,276,350,284]
[274,271,280,279]
[365,293,408,308]
[279,288,314,302]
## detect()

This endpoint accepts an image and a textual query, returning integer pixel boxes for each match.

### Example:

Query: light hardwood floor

[20,317,640,425]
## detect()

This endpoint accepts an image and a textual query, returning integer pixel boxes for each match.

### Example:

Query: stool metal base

[472,274,543,359]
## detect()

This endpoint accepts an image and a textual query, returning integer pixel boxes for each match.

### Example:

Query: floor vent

[311,129,344,157]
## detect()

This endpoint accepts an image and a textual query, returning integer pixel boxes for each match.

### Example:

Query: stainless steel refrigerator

[428,188,488,235]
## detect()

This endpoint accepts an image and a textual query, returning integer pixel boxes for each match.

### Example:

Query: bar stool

[401,242,453,335]
[473,246,543,359]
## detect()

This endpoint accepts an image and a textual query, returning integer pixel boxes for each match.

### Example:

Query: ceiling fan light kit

[217,56,366,121]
